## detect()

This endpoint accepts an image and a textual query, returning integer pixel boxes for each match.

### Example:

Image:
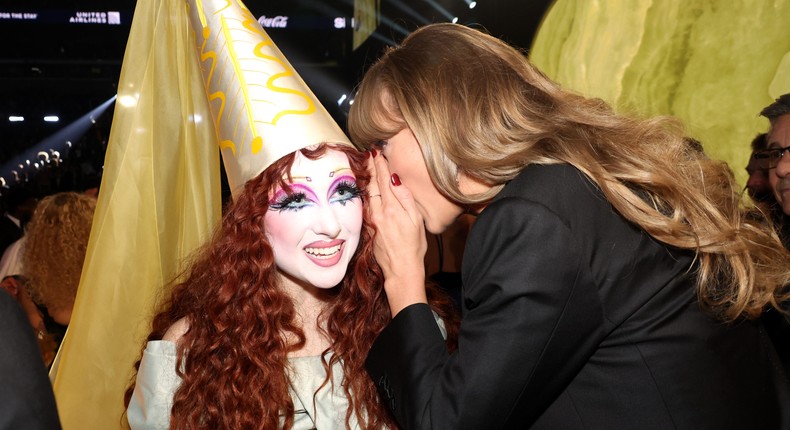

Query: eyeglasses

[753,145,790,169]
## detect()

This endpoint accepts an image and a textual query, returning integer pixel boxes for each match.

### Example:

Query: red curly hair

[125,144,458,429]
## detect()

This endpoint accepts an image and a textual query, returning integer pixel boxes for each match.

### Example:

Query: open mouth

[304,243,341,258]
[303,240,344,267]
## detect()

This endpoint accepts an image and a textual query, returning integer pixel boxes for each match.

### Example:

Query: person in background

[349,23,790,429]
[0,275,51,364]
[0,287,61,429]
[746,132,775,207]
[21,192,97,359]
[755,94,790,374]
[757,93,790,249]
[0,187,37,257]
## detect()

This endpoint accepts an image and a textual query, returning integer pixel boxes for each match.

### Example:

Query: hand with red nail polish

[366,148,428,316]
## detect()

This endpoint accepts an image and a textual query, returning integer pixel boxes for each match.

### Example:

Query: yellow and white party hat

[185,0,355,198]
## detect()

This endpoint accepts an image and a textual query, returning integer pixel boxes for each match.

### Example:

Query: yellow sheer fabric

[51,0,221,427]
[353,0,380,50]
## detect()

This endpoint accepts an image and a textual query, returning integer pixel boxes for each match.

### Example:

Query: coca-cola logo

[258,15,288,28]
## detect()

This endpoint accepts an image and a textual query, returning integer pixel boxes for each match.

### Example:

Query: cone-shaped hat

[184,0,355,198]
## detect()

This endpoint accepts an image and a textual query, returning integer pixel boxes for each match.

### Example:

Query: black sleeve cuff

[366,303,448,428]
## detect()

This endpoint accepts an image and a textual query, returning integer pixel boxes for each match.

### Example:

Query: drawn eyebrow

[328,167,353,177]
[290,166,353,182]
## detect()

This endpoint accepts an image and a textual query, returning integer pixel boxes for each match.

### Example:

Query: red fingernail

[391,173,401,186]
[371,148,378,158]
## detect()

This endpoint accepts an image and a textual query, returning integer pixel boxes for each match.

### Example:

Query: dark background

[0,0,552,198]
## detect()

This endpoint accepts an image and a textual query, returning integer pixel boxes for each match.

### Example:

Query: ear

[0,277,20,298]
[457,172,492,196]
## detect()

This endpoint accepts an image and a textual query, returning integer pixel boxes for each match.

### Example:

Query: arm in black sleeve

[367,197,606,429]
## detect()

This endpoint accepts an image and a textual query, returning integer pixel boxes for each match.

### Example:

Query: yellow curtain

[530,0,790,188]
[51,0,221,427]
[354,0,380,50]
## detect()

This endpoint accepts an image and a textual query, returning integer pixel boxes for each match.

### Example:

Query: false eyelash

[334,180,362,199]
[269,192,308,211]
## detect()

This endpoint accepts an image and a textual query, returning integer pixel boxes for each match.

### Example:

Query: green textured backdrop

[530,0,790,188]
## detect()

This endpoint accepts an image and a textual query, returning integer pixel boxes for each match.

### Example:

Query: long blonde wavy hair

[348,23,790,322]
[22,192,96,313]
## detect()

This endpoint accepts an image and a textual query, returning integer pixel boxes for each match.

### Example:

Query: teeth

[305,244,341,257]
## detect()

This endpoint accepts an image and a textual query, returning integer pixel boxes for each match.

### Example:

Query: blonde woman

[349,23,790,429]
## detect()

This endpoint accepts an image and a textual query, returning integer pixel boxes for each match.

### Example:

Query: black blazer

[367,164,790,429]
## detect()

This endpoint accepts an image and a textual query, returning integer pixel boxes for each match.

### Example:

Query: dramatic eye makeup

[269,184,317,212]
[268,168,360,212]
[329,175,361,205]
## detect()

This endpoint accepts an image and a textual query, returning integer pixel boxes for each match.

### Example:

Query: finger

[365,154,381,199]
[387,176,424,226]
[373,151,393,201]
[369,152,424,227]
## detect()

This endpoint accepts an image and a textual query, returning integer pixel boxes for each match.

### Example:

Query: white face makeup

[264,150,363,290]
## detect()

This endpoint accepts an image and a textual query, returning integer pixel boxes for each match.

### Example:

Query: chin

[425,225,446,235]
[307,271,347,290]
[424,217,453,235]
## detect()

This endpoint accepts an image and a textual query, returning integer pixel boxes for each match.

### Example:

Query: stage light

[0,95,115,182]
[387,0,430,25]
[44,115,59,122]
[118,94,138,107]
[368,31,398,46]
[337,94,348,106]
[423,0,455,21]
[9,116,24,122]
[469,1,477,9]
[452,17,459,23]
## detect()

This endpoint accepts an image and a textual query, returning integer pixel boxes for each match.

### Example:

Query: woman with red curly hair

[125,143,458,429]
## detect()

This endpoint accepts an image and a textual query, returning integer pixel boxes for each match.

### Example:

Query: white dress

[126,341,360,430]
[127,316,445,429]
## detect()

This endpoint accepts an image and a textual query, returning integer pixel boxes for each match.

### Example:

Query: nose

[313,204,342,238]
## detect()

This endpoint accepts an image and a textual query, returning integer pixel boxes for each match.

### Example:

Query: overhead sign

[0,9,128,25]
